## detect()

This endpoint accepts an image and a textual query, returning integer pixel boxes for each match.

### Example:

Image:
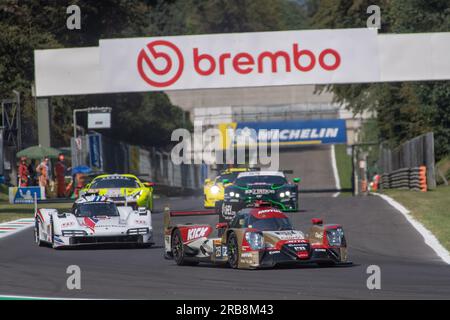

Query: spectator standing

[18,157,29,187]
[36,157,49,190]
[27,161,36,186]
[55,154,67,198]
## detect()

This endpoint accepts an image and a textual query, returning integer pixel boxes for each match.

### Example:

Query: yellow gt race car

[80,174,154,210]
[203,168,253,208]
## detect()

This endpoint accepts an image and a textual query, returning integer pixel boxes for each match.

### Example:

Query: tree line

[1,0,448,160]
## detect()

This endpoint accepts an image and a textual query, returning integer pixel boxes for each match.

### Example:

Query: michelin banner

[219,119,347,148]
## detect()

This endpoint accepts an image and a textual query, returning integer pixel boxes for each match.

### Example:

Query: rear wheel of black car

[227,232,239,269]
[171,229,198,266]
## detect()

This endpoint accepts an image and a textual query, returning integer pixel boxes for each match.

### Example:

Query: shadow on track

[166,261,357,271]
[39,243,163,251]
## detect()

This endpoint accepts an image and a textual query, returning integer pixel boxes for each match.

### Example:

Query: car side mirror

[138,207,147,216]
[144,182,155,187]
[311,218,323,225]
[293,177,301,183]
[204,178,211,184]
[215,222,228,229]
[222,179,230,184]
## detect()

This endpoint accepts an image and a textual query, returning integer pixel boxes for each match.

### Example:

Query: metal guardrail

[380,166,427,191]
[378,132,435,189]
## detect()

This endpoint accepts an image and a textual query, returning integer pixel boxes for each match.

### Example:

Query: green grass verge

[436,155,450,185]
[0,185,72,223]
[0,202,72,224]
[334,144,352,191]
[383,186,450,251]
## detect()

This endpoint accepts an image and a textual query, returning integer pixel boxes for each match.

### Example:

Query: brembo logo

[137,40,184,87]
[137,40,341,87]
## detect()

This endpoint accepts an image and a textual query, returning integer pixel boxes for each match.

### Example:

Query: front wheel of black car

[171,229,198,266]
[227,232,239,269]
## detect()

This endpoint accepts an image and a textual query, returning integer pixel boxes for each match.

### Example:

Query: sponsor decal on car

[314,232,323,239]
[61,222,75,228]
[244,189,275,195]
[266,230,304,240]
[82,217,98,232]
[187,227,209,241]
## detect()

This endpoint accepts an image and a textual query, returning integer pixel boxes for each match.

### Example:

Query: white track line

[0,218,34,239]
[0,294,89,300]
[376,193,450,265]
[330,145,341,197]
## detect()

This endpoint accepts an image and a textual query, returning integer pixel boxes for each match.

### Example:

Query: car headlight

[279,192,285,198]
[245,232,264,250]
[229,191,235,197]
[210,185,220,194]
[285,191,291,197]
[132,190,143,199]
[127,228,149,235]
[62,230,87,237]
[326,228,345,246]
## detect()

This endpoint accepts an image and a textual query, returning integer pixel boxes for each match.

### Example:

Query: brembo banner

[99,28,379,92]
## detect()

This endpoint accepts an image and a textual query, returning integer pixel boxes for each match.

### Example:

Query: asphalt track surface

[0,194,449,299]
[279,145,336,194]
[1,145,449,299]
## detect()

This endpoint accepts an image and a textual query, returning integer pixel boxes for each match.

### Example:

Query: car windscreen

[247,216,293,231]
[217,172,239,183]
[75,203,119,217]
[90,177,139,189]
[235,175,287,186]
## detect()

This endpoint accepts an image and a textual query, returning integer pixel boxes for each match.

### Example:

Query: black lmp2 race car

[216,171,300,223]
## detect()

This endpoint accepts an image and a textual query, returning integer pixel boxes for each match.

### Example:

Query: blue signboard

[232,119,347,145]
[9,187,45,204]
[89,134,103,169]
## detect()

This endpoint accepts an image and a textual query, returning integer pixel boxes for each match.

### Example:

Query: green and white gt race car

[217,171,300,223]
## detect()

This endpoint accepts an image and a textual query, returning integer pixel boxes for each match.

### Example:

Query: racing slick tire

[171,229,199,266]
[227,232,239,269]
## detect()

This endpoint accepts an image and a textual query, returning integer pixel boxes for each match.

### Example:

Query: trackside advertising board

[99,28,379,93]
[219,119,347,148]
[9,187,46,204]
[88,134,103,170]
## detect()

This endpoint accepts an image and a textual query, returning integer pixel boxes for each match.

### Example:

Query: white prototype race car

[34,194,153,248]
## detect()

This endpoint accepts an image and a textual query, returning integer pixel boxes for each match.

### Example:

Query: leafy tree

[0,0,188,149]
[1,0,309,149]
[308,0,450,160]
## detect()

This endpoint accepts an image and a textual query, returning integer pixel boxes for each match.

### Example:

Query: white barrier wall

[34,47,103,96]
[34,30,450,97]
[378,32,450,82]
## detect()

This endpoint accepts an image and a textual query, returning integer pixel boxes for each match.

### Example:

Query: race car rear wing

[163,207,216,230]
